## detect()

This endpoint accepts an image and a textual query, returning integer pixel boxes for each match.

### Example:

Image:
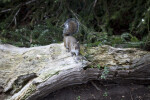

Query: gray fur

[63,18,79,36]
[64,36,80,56]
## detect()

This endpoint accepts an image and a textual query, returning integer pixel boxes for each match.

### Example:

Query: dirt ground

[43,81,150,100]
[0,81,150,100]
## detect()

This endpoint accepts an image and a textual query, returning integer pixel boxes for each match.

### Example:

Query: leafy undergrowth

[0,0,150,50]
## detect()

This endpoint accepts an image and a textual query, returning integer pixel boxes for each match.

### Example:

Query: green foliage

[84,32,108,47]
[110,36,123,46]
[108,33,141,48]
[103,92,108,97]
[76,96,81,100]
[97,64,101,69]
[90,65,94,68]
[0,0,11,3]
[101,67,109,79]
[0,0,150,50]
[0,23,62,47]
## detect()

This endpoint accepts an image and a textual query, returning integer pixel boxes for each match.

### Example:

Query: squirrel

[63,18,79,36]
[63,18,80,56]
[64,36,80,56]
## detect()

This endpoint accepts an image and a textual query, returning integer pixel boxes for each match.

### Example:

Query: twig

[25,0,36,5]
[91,81,101,91]
[22,10,32,21]
[69,9,80,21]
[93,0,97,8]
[0,9,11,13]
[69,9,85,28]
[7,8,20,28]
[14,17,17,26]
[1,0,37,13]
[130,91,133,100]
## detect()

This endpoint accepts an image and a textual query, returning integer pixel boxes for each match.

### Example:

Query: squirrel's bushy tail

[63,18,79,36]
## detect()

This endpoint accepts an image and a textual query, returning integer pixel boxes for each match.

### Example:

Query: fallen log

[0,43,149,100]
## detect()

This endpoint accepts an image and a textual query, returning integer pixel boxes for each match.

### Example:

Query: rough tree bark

[0,43,149,100]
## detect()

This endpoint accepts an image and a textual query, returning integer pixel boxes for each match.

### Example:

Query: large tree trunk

[0,43,149,100]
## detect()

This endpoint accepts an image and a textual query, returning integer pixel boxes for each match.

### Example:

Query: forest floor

[0,81,150,100]
[43,81,150,100]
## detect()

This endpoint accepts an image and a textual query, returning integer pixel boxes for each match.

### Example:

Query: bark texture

[0,43,149,100]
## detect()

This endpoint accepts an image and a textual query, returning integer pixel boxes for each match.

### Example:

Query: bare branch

[93,0,97,8]
[25,0,37,5]
[0,0,37,13]
[0,9,11,13]
[7,8,20,28]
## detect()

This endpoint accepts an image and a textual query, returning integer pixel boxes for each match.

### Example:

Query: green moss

[21,84,37,100]
[40,71,60,81]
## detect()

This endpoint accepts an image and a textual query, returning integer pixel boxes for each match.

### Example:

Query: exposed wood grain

[27,55,150,100]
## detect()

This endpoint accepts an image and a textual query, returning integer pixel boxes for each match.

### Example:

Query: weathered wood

[0,43,150,100]
[27,54,150,100]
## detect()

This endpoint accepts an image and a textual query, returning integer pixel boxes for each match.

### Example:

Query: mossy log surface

[0,43,150,100]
